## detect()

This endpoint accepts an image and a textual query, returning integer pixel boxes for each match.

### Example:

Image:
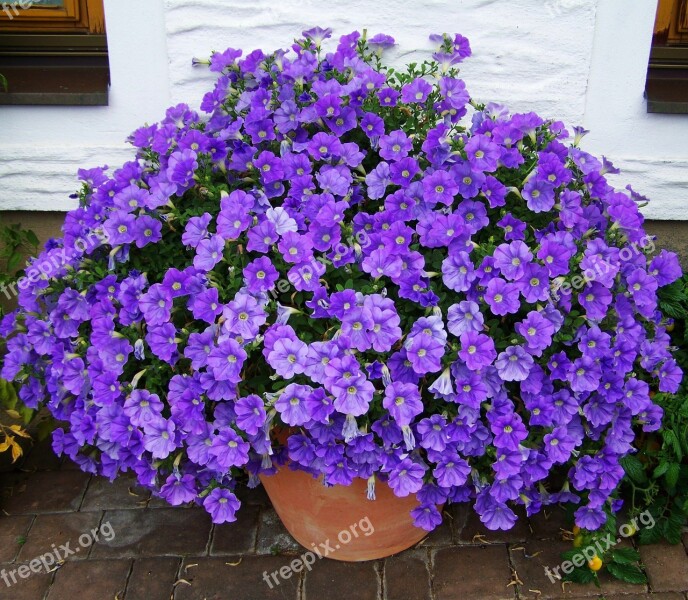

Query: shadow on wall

[0,211,65,314]
[645,221,688,268]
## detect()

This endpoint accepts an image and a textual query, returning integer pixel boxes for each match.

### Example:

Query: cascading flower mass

[1,28,683,531]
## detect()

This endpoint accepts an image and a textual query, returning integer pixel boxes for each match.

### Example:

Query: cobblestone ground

[1,440,688,600]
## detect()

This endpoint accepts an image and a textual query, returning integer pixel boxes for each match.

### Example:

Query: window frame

[0,0,104,33]
[646,0,688,113]
[0,0,108,106]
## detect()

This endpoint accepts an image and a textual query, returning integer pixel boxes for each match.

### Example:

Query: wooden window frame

[0,0,105,33]
[646,0,688,113]
[0,0,108,106]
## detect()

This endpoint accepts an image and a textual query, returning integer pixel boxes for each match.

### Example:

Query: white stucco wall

[0,0,686,219]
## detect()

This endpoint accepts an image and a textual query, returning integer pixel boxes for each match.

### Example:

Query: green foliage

[564,276,688,583]
[0,218,43,463]
[0,219,39,283]
[605,561,647,584]
[561,513,647,586]
[613,272,688,551]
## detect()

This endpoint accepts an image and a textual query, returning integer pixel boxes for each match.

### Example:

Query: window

[646,0,688,113]
[0,0,109,106]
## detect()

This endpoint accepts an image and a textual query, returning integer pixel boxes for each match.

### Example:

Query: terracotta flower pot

[259,464,431,561]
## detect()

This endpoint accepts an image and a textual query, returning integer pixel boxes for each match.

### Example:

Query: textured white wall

[0,0,686,218]
[0,0,171,212]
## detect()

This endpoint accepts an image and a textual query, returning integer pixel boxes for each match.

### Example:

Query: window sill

[646,45,688,114]
[0,55,109,106]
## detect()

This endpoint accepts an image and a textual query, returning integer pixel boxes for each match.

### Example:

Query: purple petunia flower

[333,374,375,417]
[478,496,518,530]
[434,455,470,488]
[411,504,443,531]
[159,474,197,506]
[203,488,241,524]
[405,334,445,375]
[223,293,266,340]
[234,394,267,435]
[458,332,496,371]
[208,338,247,383]
[383,382,423,426]
[210,428,249,470]
[495,346,534,381]
[401,78,433,104]
[493,240,532,281]
[515,311,555,356]
[465,134,500,172]
[194,235,225,272]
[447,301,484,336]
[442,251,476,292]
[142,417,177,459]
[388,458,426,497]
[267,337,308,379]
[145,323,178,363]
[275,383,313,426]
[484,278,520,316]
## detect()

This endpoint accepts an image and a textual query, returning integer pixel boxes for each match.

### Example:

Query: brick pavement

[1,440,687,600]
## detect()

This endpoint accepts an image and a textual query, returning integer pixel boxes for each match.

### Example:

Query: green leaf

[35,416,56,442]
[563,566,595,584]
[18,405,34,425]
[606,561,647,584]
[561,548,581,562]
[25,230,39,248]
[6,252,22,274]
[639,521,663,545]
[663,429,683,461]
[665,462,681,490]
[620,455,647,484]
[663,513,684,544]
[611,547,641,565]
[653,461,669,478]
[0,379,18,408]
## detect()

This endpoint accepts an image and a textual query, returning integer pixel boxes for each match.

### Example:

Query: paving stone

[458,505,530,544]
[80,473,151,511]
[47,558,132,600]
[175,555,300,600]
[236,485,270,506]
[418,509,452,547]
[90,508,212,559]
[0,470,90,514]
[433,545,513,600]
[145,492,172,509]
[384,550,430,600]
[446,503,470,542]
[256,508,302,556]
[567,594,685,600]
[0,515,34,562]
[17,512,103,563]
[59,457,83,471]
[124,557,180,600]
[0,471,31,507]
[528,506,571,540]
[639,541,688,592]
[21,437,61,471]
[0,559,53,599]
[303,558,378,600]
[509,539,646,599]
[210,504,259,556]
